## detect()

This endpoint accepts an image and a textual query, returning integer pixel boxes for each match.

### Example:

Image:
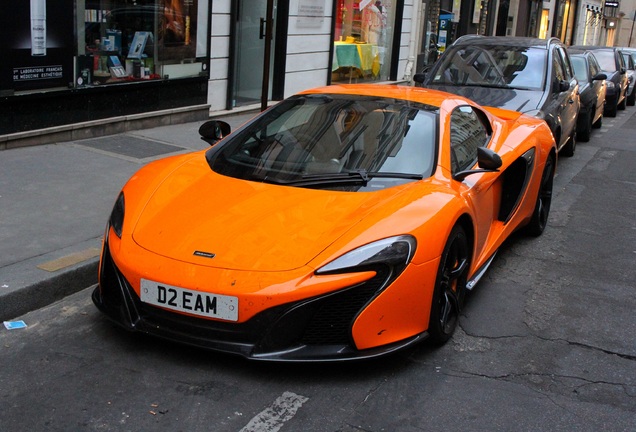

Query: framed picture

[127,31,150,59]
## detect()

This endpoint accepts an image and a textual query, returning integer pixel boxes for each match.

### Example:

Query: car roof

[451,35,560,50]
[302,84,469,109]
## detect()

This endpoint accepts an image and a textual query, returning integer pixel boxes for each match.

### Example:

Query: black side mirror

[413,73,427,84]
[620,67,626,74]
[556,79,570,92]
[199,120,231,146]
[453,147,502,181]
[592,73,607,81]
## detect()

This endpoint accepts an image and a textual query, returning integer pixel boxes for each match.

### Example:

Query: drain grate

[79,136,183,159]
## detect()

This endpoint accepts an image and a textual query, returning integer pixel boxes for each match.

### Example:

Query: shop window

[333,0,395,83]
[77,0,209,87]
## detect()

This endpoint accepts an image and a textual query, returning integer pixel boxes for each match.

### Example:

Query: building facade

[6,0,634,140]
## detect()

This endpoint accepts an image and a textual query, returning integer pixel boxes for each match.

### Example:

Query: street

[1,109,635,432]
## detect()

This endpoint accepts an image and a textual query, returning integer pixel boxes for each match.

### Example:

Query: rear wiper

[263,169,423,187]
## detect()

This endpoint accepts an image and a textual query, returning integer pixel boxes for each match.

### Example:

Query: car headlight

[316,236,417,277]
[109,192,125,238]
[606,81,615,89]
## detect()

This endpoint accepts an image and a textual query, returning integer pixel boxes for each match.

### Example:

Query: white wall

[207,0,415,113]
[208,0,231,111]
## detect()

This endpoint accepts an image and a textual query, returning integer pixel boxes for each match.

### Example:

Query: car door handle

[260,18,266,39]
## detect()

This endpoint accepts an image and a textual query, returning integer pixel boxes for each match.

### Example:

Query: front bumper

[92,237,426,362]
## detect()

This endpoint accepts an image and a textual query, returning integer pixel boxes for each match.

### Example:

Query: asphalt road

[1,110,635,432]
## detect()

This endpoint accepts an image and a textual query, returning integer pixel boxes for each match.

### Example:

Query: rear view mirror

[592,73,607,81]
[199,120,231,146]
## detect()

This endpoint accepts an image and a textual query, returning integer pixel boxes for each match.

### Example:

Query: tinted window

[571,56,589,82]
[553,55,565,82]
[589,55,601,77]
[450,106,491,173]
[593,50,617,71]
[431,44,547,90]
[207,94,439,191]
[557,46,574,80]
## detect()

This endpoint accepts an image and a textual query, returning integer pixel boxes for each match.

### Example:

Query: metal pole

[629,10,636,47]
[260,0,274,112]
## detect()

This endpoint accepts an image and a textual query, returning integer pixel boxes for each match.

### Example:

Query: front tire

[578,109,593,142]
[560,129,576,157]
[428,225,470,345]
[525,155,555,237]
[628,89,636,106]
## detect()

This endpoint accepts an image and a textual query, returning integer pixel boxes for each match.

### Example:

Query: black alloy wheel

[525,155,555,237]
[428,225,470,344]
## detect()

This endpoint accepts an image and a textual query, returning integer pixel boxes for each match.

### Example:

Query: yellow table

[333,42,379,79]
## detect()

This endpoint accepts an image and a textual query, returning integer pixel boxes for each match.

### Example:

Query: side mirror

[453,147,502,181]
[556,79,570,92]
[413,73,427,84]
[199,120,231,146]
[592,73,607,81]
[620,67,626,74]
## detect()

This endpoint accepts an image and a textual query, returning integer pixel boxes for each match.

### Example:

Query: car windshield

[206,94,439,192]
[570,56,589,82]
[430,44,547,90]
[592,50,616,71]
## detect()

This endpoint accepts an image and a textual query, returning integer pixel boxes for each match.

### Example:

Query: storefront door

[230,0,276,108]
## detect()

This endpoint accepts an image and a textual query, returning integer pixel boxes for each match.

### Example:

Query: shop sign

[604,1,619,7]
[0,0,74,93]
[298,0,325,27]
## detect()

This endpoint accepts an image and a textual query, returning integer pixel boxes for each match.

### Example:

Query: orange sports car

[92,84,556,361]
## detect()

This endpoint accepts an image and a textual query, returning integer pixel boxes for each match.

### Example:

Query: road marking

[239,391,309,432]
[37,248,101,272]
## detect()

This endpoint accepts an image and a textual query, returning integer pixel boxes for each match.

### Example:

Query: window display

[333,0,395,83]
[0,0,209,94]
[77,0,208,87]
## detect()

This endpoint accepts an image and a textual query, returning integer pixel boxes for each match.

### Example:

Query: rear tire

[628,90,636,106]
[525,155,555,237]
[428,225,470,345]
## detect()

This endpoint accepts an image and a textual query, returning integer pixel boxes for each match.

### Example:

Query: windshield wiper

[263,169,423,187]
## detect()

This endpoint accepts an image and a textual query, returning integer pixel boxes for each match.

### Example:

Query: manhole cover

[79,136,183,159]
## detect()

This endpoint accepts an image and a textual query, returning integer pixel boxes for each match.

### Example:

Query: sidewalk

[0,110,258,321]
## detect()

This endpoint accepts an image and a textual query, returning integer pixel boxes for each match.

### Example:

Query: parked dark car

[619,49,636,106]
[414,36,580,157]
[568,49,607,141]
[570,45,628,117]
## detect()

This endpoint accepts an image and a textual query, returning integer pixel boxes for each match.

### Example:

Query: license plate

[140,279,238,321]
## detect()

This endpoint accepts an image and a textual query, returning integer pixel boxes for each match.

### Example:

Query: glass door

[231,0,275,107]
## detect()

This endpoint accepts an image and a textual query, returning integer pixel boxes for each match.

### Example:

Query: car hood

[425,84,543,113]
[131,158,410,272]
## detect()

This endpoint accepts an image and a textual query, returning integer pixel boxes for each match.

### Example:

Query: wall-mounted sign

[604,1,619,7]
[297,0,325,28]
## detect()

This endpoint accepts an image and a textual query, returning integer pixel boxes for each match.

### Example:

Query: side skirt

[466,252,497,290]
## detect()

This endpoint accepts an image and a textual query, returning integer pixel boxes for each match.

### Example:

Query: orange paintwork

[102,84,557,352]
